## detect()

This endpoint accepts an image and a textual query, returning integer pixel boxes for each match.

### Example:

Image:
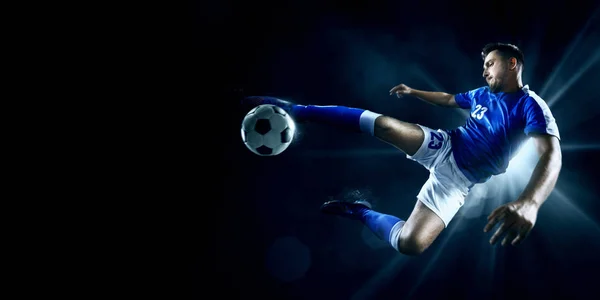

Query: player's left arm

[484,133,562,246]
[517,133,562,207]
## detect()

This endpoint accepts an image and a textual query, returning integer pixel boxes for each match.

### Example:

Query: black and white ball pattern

[241,104,296,156]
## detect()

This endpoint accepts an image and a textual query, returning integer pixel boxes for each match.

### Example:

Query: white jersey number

[471,104,488,120]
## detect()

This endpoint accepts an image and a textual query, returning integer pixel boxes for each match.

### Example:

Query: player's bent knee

[396,234,431,256]
[394,214,440,256]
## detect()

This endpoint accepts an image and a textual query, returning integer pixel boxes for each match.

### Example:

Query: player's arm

[518,133,562,207]
[484,133,562,246]
[410,89,460,108]
[389,84,460,108]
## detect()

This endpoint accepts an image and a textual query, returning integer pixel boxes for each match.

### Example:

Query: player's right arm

[389,84,459,108]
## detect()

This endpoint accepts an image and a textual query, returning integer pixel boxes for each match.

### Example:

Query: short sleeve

[523,96,561,140]
[454,87,485,109]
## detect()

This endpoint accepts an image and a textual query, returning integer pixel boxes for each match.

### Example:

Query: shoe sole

[320,200,372,215]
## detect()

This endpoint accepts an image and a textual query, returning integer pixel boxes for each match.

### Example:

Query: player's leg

[396,199,445,255]
[321,198,444,255]
[241,96,424,155]
[373,116,424,156]
[392,128,471,254]
[322,127,471,255]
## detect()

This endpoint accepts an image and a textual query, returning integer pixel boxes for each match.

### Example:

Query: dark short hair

[481,43,525,67]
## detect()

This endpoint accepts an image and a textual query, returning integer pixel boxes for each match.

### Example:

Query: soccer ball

[241,104,296,156]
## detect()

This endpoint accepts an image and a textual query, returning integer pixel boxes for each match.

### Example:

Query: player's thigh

[398,200,445,253]
[374,116,424,156]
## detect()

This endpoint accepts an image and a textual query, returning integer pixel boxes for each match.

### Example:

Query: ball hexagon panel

[271,105,287,116]
[268,113,288,132]
[253,105,275,119]
[245,131,263,149]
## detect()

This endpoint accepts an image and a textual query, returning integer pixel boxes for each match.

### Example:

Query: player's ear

[508,57,517,70]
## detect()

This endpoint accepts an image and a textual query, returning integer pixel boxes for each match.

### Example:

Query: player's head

[481,43,525,92]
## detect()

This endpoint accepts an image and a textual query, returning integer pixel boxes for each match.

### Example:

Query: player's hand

[483,199,539,246]
[389,84,412,98]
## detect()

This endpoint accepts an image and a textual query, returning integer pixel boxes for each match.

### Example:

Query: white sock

[359,110,382,136]
[388,220,406,252]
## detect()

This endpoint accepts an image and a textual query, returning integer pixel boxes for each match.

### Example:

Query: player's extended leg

[243,97,448,254]
[373,116,424,156]
[241,96,424,155]
[322,198,444,255]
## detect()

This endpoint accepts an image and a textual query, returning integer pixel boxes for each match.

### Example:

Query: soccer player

[242,43,562,255]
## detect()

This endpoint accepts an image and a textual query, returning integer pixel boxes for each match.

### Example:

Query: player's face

[482,50,508,93]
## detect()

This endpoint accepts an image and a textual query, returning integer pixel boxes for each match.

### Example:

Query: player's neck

[500,79,523,93]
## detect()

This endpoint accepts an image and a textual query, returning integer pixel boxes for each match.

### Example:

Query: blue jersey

[448,85,560,184]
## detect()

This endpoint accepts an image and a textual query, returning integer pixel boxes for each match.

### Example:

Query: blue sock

[290,105,382,135]
[356,207,405,251]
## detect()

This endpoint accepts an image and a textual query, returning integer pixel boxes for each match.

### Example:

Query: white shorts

[406,124,475,227]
